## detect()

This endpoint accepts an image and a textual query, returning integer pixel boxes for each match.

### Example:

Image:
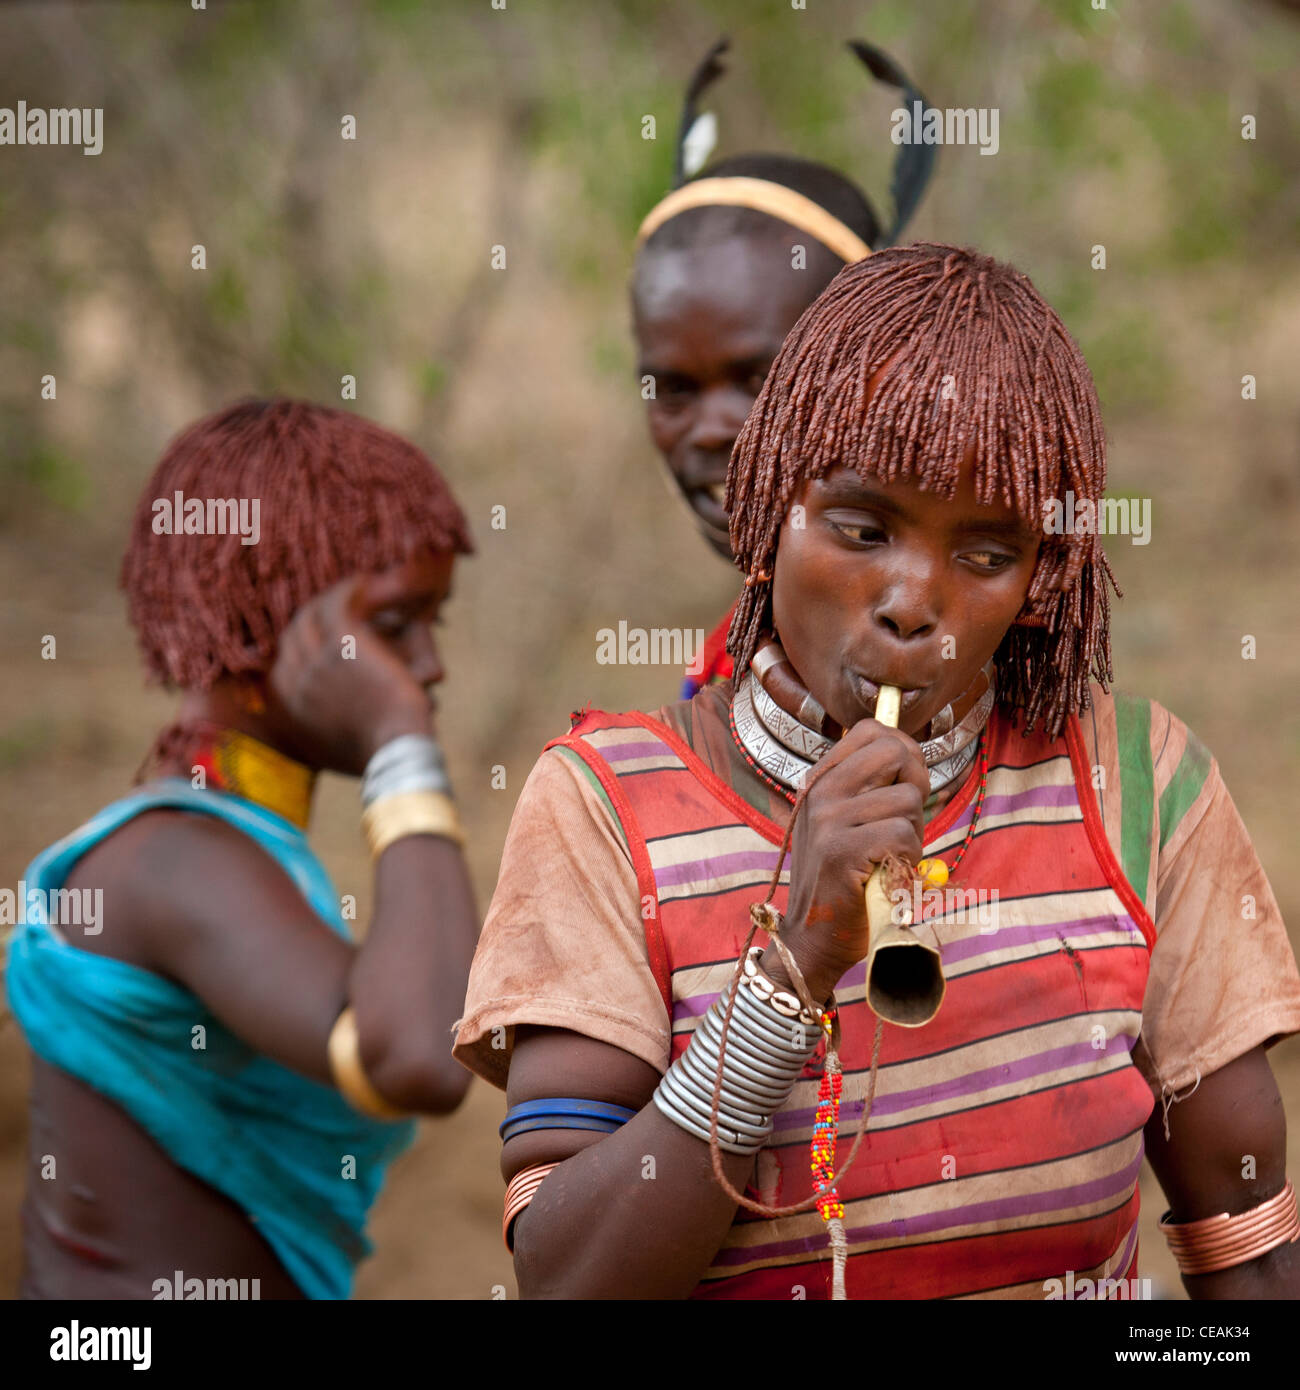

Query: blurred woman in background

[630,37,936,697]
[6,399,479,1299]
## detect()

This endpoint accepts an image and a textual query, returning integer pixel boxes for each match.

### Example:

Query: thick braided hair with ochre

[121,398,474,691]
[726,243,1116,739]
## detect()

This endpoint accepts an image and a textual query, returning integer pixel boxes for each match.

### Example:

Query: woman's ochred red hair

[121,398,473,690]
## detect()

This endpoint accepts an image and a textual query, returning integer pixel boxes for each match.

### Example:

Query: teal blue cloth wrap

[3,779,415,1300]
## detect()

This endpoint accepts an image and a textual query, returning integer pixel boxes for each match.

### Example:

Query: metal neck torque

[733,660,995,796]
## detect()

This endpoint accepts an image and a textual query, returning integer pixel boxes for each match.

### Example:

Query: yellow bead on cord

[917,858,949,888]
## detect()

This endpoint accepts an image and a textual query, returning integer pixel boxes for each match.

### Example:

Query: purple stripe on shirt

[654,848,787,890]
[940,914,1141,965]
[711,1149,1143,1267]
[596,739,672,763]
[669,910,1138,1023]
[770,1033,1138,1129]
[943,780,1078,834]
[1069,1220,1141,1298]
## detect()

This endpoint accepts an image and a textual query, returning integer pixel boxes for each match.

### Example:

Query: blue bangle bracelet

[499,1098,637,1141]
[500,1115,627,1143]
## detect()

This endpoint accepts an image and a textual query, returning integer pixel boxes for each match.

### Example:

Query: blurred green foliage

[1,0,1297,516]
[0,719,57,773]
[14,449,91,514]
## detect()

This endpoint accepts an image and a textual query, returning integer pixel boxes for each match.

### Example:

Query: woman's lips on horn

[850,672,928,718]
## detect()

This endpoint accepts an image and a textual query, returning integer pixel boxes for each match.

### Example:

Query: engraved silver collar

[733,665,994,796]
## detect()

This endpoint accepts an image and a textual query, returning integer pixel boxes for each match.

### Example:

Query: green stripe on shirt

[551,745,630,854]
[1157,731,1213,851]
[1114,692,1154,905]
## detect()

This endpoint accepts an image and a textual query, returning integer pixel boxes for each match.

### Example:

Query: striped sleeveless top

[546,704,1157,1299]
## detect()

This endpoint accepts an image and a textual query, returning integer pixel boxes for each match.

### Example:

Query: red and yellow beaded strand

[811,1011,845,1223]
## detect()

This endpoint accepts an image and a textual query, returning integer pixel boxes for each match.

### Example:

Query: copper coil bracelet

[1159,1178,1299,1276]
[503,1162,559,1252]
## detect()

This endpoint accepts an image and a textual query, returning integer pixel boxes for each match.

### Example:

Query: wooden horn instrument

[863,685,946,1028]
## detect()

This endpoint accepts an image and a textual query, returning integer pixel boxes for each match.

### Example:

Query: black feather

[674,35,730,188]
[846,39,937,247]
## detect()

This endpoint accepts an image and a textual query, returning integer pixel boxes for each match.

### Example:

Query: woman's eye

[965,550,1012,571]
[653,378,696,406]
[831,521,887,545]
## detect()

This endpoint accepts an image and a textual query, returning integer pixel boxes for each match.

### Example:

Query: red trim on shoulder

[623,711,789,847]
[543,722,673,1014]
[699,604,737,684]
[1065,713,1157,951]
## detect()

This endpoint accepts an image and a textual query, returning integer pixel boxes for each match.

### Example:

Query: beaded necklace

[160,722,316,830]
[728,698,799,805]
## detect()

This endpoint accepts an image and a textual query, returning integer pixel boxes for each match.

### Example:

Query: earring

[239,680,267,715]
[1013,583,1054,629]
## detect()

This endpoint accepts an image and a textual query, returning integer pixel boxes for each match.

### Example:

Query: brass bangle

[361,788,464,860]
[327,1006,409,1121]
[1159,1178,1300,1276]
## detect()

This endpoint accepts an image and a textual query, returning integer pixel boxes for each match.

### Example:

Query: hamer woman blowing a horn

[455,244,1300,1301]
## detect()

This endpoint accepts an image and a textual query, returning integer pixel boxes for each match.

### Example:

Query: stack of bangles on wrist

[652,948,825,1156]
[498,1100,637,1250]
[326,734,465,1120]
[1159,1178,1300,1276]
[495,950,824,1250]
[358,733,463,859]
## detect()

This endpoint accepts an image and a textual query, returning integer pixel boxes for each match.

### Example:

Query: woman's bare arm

[66,808,477,1114]
[502,1026,755,1299]
[1144,1043,1299,1298]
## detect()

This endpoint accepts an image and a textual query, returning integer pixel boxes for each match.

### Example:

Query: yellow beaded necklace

[188,725,316,830]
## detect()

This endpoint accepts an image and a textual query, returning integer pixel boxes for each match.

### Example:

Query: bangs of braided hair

[726,242,1117,739]
[121,398,474,691]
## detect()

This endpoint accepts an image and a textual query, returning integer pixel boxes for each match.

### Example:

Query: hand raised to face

[266,551,455,775]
